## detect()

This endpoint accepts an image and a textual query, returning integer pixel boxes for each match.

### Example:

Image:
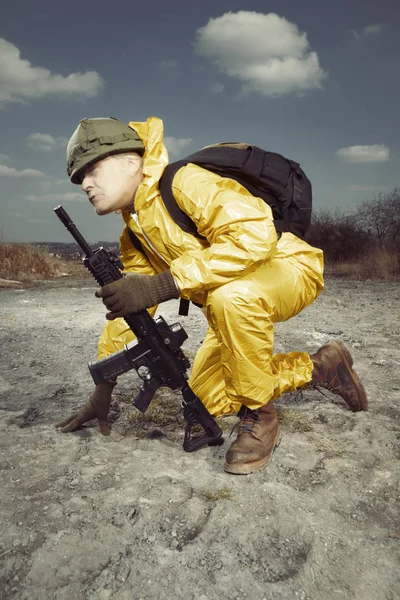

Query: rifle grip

[133,378,162,413]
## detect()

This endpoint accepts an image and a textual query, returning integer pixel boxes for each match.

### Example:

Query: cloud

[194,11,327,98]
[159,60,179,70]
[0,153,11,163]
[349,185,388,192]
[0,38,104,108]
[25,192,85,202]
[337,145,390,163]
[349,24,383,41]
[9,212,47,224]
[210,82,225,94]
[0,164,46,177]
[27,133,69,152]
[157,59,183,76]
[164,136,193,157]
[364,25,383,35]
[36,179,71,192]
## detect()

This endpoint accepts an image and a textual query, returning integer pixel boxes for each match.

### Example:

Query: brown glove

[55,381,116,435]
[95,270,179,320]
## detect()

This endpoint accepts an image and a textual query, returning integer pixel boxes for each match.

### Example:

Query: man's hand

[95,270,179,319]
[55,381,116,435]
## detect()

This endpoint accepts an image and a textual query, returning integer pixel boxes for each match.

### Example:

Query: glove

[55,381,116,435]
[95,270,180,320]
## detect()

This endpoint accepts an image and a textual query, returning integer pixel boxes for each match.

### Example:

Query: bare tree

[355,188,400,252]
[306,208,368,263]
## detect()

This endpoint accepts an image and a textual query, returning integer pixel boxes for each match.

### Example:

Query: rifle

[54,205,223,452]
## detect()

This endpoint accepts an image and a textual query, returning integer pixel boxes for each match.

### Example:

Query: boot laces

[314,379,344,395]
[303,381,344,400]
[229,407,260,438]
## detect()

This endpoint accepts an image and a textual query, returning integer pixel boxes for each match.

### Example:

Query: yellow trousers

[189,247,324,416]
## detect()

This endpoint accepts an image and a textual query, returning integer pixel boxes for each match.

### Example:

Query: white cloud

[25,192,85,202]
[0,153,11,163]
[194,11,327,98]
[164,136,193,157]
[337,145,390,163]
[27,133,68,152]
[349,185,388,192]
[0,38,104,108]
[0,164,46,177]
[349,24,383,41]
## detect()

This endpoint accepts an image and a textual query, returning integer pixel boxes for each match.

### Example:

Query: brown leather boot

[224,403,280,475]
[309,340,368,412]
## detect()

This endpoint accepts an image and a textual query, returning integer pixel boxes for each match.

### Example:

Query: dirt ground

[0,275,399,600]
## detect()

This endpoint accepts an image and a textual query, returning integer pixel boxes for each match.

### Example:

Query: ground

[0,276,399,600]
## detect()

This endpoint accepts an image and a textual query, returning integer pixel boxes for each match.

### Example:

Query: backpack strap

[159,160,200,236]
[178,298,203,315]
[127,227,145,253]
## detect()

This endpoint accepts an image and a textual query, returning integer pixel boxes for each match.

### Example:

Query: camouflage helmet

[66,117,145,184]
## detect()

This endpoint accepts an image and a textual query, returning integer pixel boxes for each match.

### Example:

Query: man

[56,116,368,475]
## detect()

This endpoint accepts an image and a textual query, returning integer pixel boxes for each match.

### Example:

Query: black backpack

[158,143,312,240]
[128,143,313,314]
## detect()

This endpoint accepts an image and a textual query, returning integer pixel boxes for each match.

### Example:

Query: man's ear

[126,153,143,172]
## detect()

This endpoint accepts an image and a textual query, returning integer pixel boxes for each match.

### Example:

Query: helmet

[66,117,145,184]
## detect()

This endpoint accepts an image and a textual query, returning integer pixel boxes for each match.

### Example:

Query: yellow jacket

[98,116,322,359]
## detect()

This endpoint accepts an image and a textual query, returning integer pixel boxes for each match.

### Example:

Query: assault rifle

[54,205,223,452]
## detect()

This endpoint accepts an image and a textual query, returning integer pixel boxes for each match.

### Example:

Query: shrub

[0,243,63,281]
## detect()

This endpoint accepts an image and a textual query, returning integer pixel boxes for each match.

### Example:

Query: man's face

[81,154,143,215]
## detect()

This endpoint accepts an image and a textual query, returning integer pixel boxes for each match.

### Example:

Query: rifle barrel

[54,205,94,257]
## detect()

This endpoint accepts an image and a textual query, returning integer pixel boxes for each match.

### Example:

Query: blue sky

[0,0,399,243]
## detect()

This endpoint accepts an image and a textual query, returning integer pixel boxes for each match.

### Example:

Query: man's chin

[94,205,111,216]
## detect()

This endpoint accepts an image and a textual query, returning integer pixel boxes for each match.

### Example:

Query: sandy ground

[0,275,399,600]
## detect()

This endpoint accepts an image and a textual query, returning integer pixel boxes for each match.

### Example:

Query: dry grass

[278,408,314,433]
[0,244,64,281]
[1,243,398,284]
[61,260,91,278]
[312,438,347,458]
[125,390,185,429]
[328,249,399,280]
[202,487,233,501]
[0,243,90,282]
[215,415,238,434]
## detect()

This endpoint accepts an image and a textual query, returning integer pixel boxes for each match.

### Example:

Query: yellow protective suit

[98,117,324,416]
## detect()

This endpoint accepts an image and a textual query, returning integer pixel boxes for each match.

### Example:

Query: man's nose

[81,177,92,192]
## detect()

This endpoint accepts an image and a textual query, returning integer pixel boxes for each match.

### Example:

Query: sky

[0,0,399,243]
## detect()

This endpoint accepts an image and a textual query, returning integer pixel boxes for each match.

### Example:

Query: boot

[224,403,280,475]
[309,340,368,412]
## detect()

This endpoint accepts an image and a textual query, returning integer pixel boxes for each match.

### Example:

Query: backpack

[158,143,312,240]
[128,143,313,315]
